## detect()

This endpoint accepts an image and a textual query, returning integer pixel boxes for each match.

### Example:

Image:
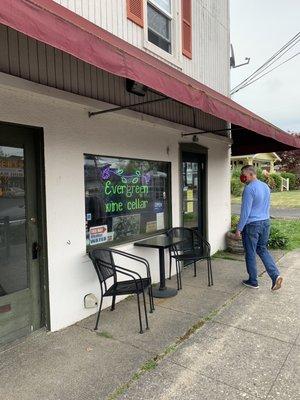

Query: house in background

[231,152,282,172]
[0,0,299,347]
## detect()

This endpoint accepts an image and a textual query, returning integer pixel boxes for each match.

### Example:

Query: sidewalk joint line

[265,342,295,398]
[167,358,264,399]
[213,320,296,345]
[105,287,246,400]
[74,324,155,355]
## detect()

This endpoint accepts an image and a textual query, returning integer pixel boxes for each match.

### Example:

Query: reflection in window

[84,155,171,246]
[0,146,27,296]
[147,1,172,53]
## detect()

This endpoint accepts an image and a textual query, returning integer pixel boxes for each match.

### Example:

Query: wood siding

[53,0,230,96]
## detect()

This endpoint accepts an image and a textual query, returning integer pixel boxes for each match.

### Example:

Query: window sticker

[89,225,108,245]
[156,212,165,230]
[146,220,157,233]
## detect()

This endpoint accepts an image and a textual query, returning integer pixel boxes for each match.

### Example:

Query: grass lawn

[232,190,300,208]
[213,219,300,260]
[271,219,300,250]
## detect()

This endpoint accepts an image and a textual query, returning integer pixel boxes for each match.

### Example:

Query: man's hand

[235,230,241,240]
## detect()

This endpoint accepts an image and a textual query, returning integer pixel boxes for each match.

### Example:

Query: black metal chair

[167,227,213,289]
[89,248,154,334]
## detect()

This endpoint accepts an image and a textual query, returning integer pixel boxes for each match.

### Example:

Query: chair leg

[209,258,213,286]
[148,288,153,313]
[178,261,183,290]
[207,258,211,286]
[111,294,116,311]
[142,289,149,330]
[175,260,180,290]
[169,253,172,279]
[207,258,213,287]
[194,261,197,277]
[136,293,143,334]
[94,295,103,330]
[150,286,155,311]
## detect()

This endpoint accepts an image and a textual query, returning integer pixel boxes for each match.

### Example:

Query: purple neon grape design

[100,165,150,184]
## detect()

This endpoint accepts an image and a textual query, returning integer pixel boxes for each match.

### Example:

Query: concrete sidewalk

[0,250,298,400]
[120,250,300,400]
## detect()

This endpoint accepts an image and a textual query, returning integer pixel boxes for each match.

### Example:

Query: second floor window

[147,0,172,53]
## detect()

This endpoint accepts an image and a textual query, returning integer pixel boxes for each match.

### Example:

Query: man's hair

[241,165,256,175]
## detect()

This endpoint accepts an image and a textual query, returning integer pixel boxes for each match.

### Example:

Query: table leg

[152,248,177,298]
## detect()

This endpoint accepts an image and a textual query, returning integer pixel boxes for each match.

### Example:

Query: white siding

[54,0,230,95]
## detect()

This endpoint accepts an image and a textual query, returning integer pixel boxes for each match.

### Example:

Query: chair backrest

[89,248,116,285]
[167,227,194,252]
[191,229,210,256]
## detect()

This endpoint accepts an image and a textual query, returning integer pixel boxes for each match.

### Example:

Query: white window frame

[149,0,172,19]
[144,0,183,69]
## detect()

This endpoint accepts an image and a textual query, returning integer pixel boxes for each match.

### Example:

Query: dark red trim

[0,0,299,150]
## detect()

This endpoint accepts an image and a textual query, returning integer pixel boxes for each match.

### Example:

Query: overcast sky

[230,0,300,132]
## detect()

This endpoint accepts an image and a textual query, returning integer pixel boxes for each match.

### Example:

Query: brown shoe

[271,276,283,291]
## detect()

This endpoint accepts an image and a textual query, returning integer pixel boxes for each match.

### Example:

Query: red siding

[182,0,192,59]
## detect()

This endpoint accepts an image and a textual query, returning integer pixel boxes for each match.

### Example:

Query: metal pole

[181,127,241,137]
[88,96,169,117]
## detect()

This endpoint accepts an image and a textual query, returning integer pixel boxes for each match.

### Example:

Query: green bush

[231,177,243,197]
[256,168,265,182]
[280,172,298,190]
[231,168,242,178]
[268,225,289,249]
[269,173,282,191]
[264,175,276,191]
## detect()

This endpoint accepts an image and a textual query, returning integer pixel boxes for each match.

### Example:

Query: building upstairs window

[147,0,172,54]
[126,1,190,64]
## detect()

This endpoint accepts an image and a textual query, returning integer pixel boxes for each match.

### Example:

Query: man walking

[235,165,283,290]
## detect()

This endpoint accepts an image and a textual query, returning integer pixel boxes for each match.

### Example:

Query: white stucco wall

[0,73,231,331]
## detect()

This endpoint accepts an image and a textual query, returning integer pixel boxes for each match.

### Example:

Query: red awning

[1,0,299,154]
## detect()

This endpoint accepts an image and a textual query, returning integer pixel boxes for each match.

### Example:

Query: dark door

[182,152,206,237]
[0,124,42,346]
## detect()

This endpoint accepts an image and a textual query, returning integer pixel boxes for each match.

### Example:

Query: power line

[231,32,300,92]
[243,38,300,83]
[231,32,300,94]
[232,51,300,93]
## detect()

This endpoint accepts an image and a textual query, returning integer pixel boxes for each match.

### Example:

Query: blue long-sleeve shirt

[237,179,270,232]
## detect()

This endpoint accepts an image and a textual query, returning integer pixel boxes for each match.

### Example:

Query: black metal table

[134,235,186,298]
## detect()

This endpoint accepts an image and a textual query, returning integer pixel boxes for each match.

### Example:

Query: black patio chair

[167,227,213,289]
[89,248,154,334]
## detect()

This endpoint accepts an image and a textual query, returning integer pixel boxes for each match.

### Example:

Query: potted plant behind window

[226,215,244,254]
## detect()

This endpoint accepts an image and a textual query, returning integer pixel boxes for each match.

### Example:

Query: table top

[134,234,185,249]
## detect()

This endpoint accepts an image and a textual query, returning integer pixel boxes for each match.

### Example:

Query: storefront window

[84,155,171,246]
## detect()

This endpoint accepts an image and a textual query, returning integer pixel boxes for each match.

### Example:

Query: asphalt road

[232,203,300,219]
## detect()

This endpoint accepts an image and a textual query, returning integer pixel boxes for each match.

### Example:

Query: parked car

[6,187,25,198]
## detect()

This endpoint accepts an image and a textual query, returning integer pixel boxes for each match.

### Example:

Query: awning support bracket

[88,96,169,117]
[181,127,241,137]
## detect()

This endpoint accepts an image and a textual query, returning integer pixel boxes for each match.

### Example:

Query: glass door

[182,152,206,237]
[0,124,42,346]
